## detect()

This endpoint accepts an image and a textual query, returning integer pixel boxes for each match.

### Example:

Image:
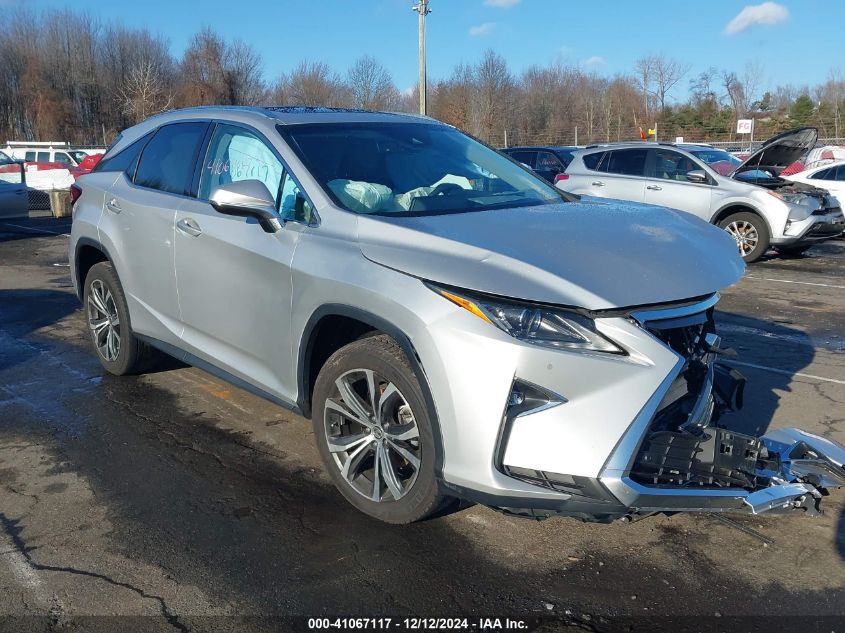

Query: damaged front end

[599,300,845,519]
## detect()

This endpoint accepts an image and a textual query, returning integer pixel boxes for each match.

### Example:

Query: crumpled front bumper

[602,425,845,517]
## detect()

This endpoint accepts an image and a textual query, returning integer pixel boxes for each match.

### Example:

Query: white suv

[563,128,845,262]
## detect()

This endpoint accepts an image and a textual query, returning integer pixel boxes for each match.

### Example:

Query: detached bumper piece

[629,425,845,516]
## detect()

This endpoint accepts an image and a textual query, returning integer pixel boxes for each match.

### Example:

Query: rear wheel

[719,211,770,263]
[84,262,160,375]
[312,334,448,524]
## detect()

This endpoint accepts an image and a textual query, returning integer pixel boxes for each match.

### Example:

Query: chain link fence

[495,120,845,150]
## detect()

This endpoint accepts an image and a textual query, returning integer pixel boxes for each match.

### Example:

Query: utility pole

[412,0,431,115]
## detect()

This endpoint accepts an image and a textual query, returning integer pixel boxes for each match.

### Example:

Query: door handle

[591,181,605,187]
[105,198,122,213]
[176,217,203,237]
[646,185,663,191]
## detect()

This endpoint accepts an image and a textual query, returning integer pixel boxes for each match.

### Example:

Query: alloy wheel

[323,368,421,502]
[87,279,121,362]
[724,220,759,256]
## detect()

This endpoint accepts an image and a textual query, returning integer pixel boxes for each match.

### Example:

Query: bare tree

[473,50,515,143]
[721,70,747,121]
[273,61,348,106]
[347,55,399,110]
[179,27,228,105]
[224,40,265,105]
[651,55,690,114]
[117,60,173,123]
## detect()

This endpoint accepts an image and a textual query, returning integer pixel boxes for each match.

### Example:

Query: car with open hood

[562,127,845,261]
[69,107,845,524]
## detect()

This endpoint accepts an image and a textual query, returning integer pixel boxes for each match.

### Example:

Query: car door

[0,161,28,219]
[828,165,845,207]
[174,122,309,402]
[643,149,713,219]
[810,165,845,208]
[99,121,209,347]
[587,149,648,202]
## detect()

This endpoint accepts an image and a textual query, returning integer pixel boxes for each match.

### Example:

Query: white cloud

[483,0,520,7]
[583,56,605,68]
[469,22,496,37]
[724,2,789,35]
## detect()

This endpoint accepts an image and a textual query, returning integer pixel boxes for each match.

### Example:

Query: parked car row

[504,128,845,262]
[69,106,845,526]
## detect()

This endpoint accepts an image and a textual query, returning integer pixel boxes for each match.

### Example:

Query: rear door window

[536,151,564,173]
[37,152,50,162]
[834,165,845,181]
[605,149,647,176]
[507,151,536,167]
[582,151,606,171]
[135,122,209,196]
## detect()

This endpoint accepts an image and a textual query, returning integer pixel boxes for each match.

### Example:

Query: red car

[77,153,103,173]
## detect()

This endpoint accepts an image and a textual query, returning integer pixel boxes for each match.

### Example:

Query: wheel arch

[297,304,445,479]
[74,237,114,301]
[711,203,771,235]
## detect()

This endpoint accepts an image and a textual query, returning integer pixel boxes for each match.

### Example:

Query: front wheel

[719,211,770,263]
[312,334,448,524]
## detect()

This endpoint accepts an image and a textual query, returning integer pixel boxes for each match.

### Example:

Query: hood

[356,200,745,311]
[733,127,817,177]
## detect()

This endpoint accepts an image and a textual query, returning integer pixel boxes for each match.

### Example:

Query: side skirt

[136,334,303,417]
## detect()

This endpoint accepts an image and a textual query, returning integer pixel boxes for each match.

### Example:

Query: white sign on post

[737,119,754,134]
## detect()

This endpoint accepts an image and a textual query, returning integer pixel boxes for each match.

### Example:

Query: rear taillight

[554,173,569,184]
[69,184,82,206]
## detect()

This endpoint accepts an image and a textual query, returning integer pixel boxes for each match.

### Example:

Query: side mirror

[209,180,281,233]
[686,169,708,184]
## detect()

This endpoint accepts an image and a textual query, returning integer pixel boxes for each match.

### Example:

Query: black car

[500,146,580,184]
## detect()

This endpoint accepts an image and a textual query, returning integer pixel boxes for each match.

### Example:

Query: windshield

[279,122,563,215]
[0,151,11,165]
[688,148,742,176]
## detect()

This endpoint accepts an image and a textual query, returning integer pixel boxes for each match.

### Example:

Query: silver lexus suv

[69,106,845,524]
[563,128,845,262]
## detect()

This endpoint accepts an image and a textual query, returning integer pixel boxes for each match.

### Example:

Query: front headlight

[431,284,623,354]
[769,190,816,221]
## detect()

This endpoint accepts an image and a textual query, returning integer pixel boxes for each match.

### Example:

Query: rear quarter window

[94,132,153,176]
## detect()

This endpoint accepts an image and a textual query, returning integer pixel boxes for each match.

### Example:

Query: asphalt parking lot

[0,218,843,632]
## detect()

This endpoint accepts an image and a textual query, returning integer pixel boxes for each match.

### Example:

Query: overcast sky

[15,0,841,99]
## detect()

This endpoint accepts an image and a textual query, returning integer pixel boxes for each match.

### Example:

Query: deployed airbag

[328,179,392,213]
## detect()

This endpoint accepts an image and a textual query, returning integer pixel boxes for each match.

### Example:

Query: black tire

[312,334,448,524]
[83,262,160,375]
[776,244,813,257]
[718,211,770,263]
